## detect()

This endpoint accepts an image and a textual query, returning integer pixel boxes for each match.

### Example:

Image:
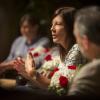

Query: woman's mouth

[52,35,57,39]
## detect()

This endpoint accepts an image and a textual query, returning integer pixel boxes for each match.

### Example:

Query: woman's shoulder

[70,44,80,51]
[65,44,87,66]
[67,44,80,57]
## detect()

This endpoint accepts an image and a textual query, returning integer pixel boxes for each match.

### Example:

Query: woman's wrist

[16,75,28,86]
[32,71,40,80]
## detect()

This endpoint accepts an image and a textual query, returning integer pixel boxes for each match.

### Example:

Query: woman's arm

[34,72,50,88]
[15,67,50,89]
[14,53,51,89]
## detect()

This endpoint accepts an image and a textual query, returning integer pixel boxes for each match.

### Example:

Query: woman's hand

[40,70,50,79]
[14,53,36,78]
[25,52,36,77]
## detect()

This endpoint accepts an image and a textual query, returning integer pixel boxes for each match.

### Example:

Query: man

[0,14,49,78]
[67,6,100,96]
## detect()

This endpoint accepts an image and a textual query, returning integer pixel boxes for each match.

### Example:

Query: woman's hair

[53,7,76,62]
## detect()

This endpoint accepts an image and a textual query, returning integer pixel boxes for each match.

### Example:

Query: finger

[14,61,19,65]
[28,52,36,66]
[40,70,44,74]
[29,52,33,58]
[14,64,19,71]
[16,58,23,64]
[46,73,50,78]
[41,71,46,77]
[15,59,25,66]
[15,61,21,66]
[14,64,25,74]
[19,58,25,64]
[14,61,24,70]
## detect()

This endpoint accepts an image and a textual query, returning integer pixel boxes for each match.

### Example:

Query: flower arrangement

[28,46,50,68]
[48,65,77,96]
[42,56,60,70]
[37,56,61,77]
[29,46,50,57]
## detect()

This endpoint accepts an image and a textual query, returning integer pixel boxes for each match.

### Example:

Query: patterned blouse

[49,44,88,95]
[64,44,87,67]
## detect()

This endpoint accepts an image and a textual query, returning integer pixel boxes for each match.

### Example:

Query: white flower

[42,56,60,71]
[28,46,47,67]
[30,46,45,54]
[49,64,77,95]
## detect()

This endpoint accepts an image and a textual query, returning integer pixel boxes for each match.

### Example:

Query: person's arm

[14,53,51,89]
[0,60,15,74]
[0,37,22,74]
[27,72,50,89]
[25,52,51,88]
[34,72,50,87]
[15,67,50,89]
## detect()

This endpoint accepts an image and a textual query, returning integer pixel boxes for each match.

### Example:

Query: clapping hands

[14,52,36,79]
[25,52,36,77]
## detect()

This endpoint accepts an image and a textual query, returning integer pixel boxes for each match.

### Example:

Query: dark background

[0,0,99,61]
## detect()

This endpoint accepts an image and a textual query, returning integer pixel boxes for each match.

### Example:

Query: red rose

[44,48,50,53]
[53,67,59,72]
[59,76,68,87]
[33,52,39,57]
[28,48,35,51]
[44,54,52,61]
[68,65,76,70]
[49,71,55,78]
[49,67,59,78]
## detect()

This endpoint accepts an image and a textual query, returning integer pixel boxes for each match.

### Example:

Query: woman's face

[20,21,36,37]
[51,15,67,45]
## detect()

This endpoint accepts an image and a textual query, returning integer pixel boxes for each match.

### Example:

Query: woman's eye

[56,23,62,25]
[51,22,63,27]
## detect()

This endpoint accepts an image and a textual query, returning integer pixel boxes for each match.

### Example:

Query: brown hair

[19,14,42,36]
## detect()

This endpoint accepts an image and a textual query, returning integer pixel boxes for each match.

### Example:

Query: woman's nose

[50,25,54,31]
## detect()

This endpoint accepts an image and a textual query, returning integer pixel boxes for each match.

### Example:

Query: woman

[1,7,87,95]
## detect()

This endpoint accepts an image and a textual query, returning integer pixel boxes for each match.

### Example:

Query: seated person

[67,6,100,96]
[0,14,50,78]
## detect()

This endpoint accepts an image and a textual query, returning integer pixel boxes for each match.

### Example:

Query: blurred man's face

[20,21,37,38]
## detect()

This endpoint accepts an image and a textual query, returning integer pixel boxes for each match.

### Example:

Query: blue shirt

[6,36,49,61]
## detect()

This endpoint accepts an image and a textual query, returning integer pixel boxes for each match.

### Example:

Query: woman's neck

[61,40,69,52]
